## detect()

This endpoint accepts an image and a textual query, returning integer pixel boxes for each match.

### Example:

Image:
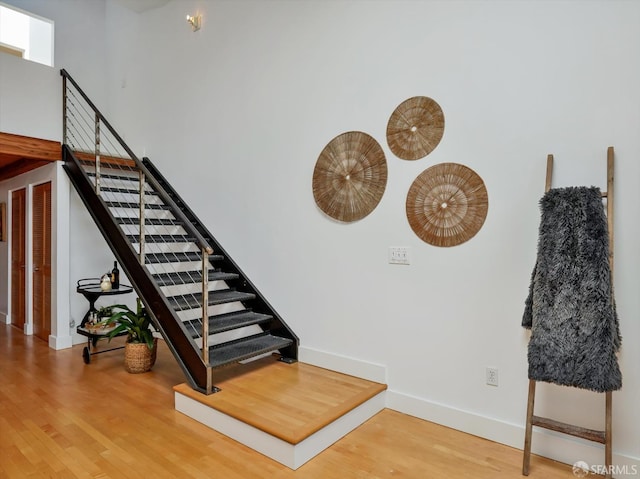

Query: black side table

[75,278,133,364]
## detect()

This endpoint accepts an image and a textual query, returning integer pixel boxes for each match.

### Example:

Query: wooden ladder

[522,147,615,478]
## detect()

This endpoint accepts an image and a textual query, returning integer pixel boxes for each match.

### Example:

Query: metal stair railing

[61,69,217,392]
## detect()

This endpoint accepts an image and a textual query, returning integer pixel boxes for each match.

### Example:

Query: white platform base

[175,389,386,470]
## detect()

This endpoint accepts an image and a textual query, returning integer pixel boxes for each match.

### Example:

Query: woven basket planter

[124,338,157,374]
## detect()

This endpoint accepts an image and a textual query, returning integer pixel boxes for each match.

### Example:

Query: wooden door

[32,182,51,341]
[11,189,26,330]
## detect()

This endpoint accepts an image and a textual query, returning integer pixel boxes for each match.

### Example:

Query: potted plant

[101,298,158,373]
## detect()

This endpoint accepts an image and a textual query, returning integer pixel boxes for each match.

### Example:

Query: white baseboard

[1,316,71,350]
[300,348,639,471]
[49,333,73,350]
[299,346,387,383]
[387,390,639,472]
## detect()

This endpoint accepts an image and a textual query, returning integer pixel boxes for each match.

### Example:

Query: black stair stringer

[141,157,299,361]
[63,146,209,393]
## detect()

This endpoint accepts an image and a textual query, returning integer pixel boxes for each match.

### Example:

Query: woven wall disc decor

[313,131,387,222]
[406,163,488,247]
[387,96,445,160]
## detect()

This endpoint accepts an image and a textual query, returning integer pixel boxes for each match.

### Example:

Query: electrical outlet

[389,246,410,265]
[486,367,499,387]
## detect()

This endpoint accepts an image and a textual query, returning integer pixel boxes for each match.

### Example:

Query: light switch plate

[388,247,410,265]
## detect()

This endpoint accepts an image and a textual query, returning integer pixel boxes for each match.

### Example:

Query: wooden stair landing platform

[174,356,387,469]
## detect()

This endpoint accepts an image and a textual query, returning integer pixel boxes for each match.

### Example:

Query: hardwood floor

[0,324,577,478]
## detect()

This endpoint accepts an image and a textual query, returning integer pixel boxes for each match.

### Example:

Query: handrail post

[139,171,146,264]
[94,113,101,195]
[201,250,211,393]
[202,250,209,358]
[62,75,68,145]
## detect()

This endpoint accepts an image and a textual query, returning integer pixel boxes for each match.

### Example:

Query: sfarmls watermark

[572,460,638,477]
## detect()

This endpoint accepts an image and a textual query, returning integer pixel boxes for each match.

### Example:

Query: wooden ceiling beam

[0,132,61,163]
[0,159,50,181]
[0,132,62,181]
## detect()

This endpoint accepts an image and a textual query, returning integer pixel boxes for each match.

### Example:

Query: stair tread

[87,171,140,182]
[126,234,195,244]
[153,270,238,287]
[105,201,170,210]
[81,165,139,175]
[116,217,179,226]
[208,333,293,368]
[100,186,159,195]
[167,289,255,311]
[144,251,224,263]
[184,310,272,337]
[78,156,137,168]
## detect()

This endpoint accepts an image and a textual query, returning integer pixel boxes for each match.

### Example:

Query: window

[0,2,54,67]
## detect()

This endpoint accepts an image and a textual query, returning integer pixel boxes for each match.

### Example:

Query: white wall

[2,0,110,118]
[0,52,59,139]
[0,0,123,346]
[0,0,637,470]
[103,0,640,468]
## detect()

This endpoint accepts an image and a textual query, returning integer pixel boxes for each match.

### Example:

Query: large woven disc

[406,163,488,247]
[387,96,445,160]
[313,131,387,222]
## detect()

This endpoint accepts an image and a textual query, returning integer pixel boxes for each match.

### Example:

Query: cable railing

[61,69,214,382]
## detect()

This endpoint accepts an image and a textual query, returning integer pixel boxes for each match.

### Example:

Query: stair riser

[161,281,233,297]
[106,196,166,204]
[126,235,196,244]
[195,325,265,348]
[175,302,246,322]
[120,226,190,239]
[168,292,256,311]
[182,310,272,338]
[111,210,177,220]
[153,272,238,288]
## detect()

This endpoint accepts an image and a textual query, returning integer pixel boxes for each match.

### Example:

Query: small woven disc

[406,163,488,247]
[387,96,445,160]
[313,131,387,222]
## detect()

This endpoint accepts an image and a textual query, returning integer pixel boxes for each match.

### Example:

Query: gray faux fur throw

[522,186,622,392]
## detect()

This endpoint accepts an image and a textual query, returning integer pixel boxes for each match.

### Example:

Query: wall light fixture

[186,14,201,32]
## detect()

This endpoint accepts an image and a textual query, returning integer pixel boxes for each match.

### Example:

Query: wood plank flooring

[0,324,578,478]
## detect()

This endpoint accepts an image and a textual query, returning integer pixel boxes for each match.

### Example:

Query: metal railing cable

[61,69,214,369]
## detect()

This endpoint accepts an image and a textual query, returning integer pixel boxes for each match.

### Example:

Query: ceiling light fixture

[186,14,201,32]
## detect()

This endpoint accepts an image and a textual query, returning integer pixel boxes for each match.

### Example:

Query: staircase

[60,69,298,394]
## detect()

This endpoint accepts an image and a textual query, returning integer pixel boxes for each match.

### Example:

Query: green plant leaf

[99,299,157,346]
